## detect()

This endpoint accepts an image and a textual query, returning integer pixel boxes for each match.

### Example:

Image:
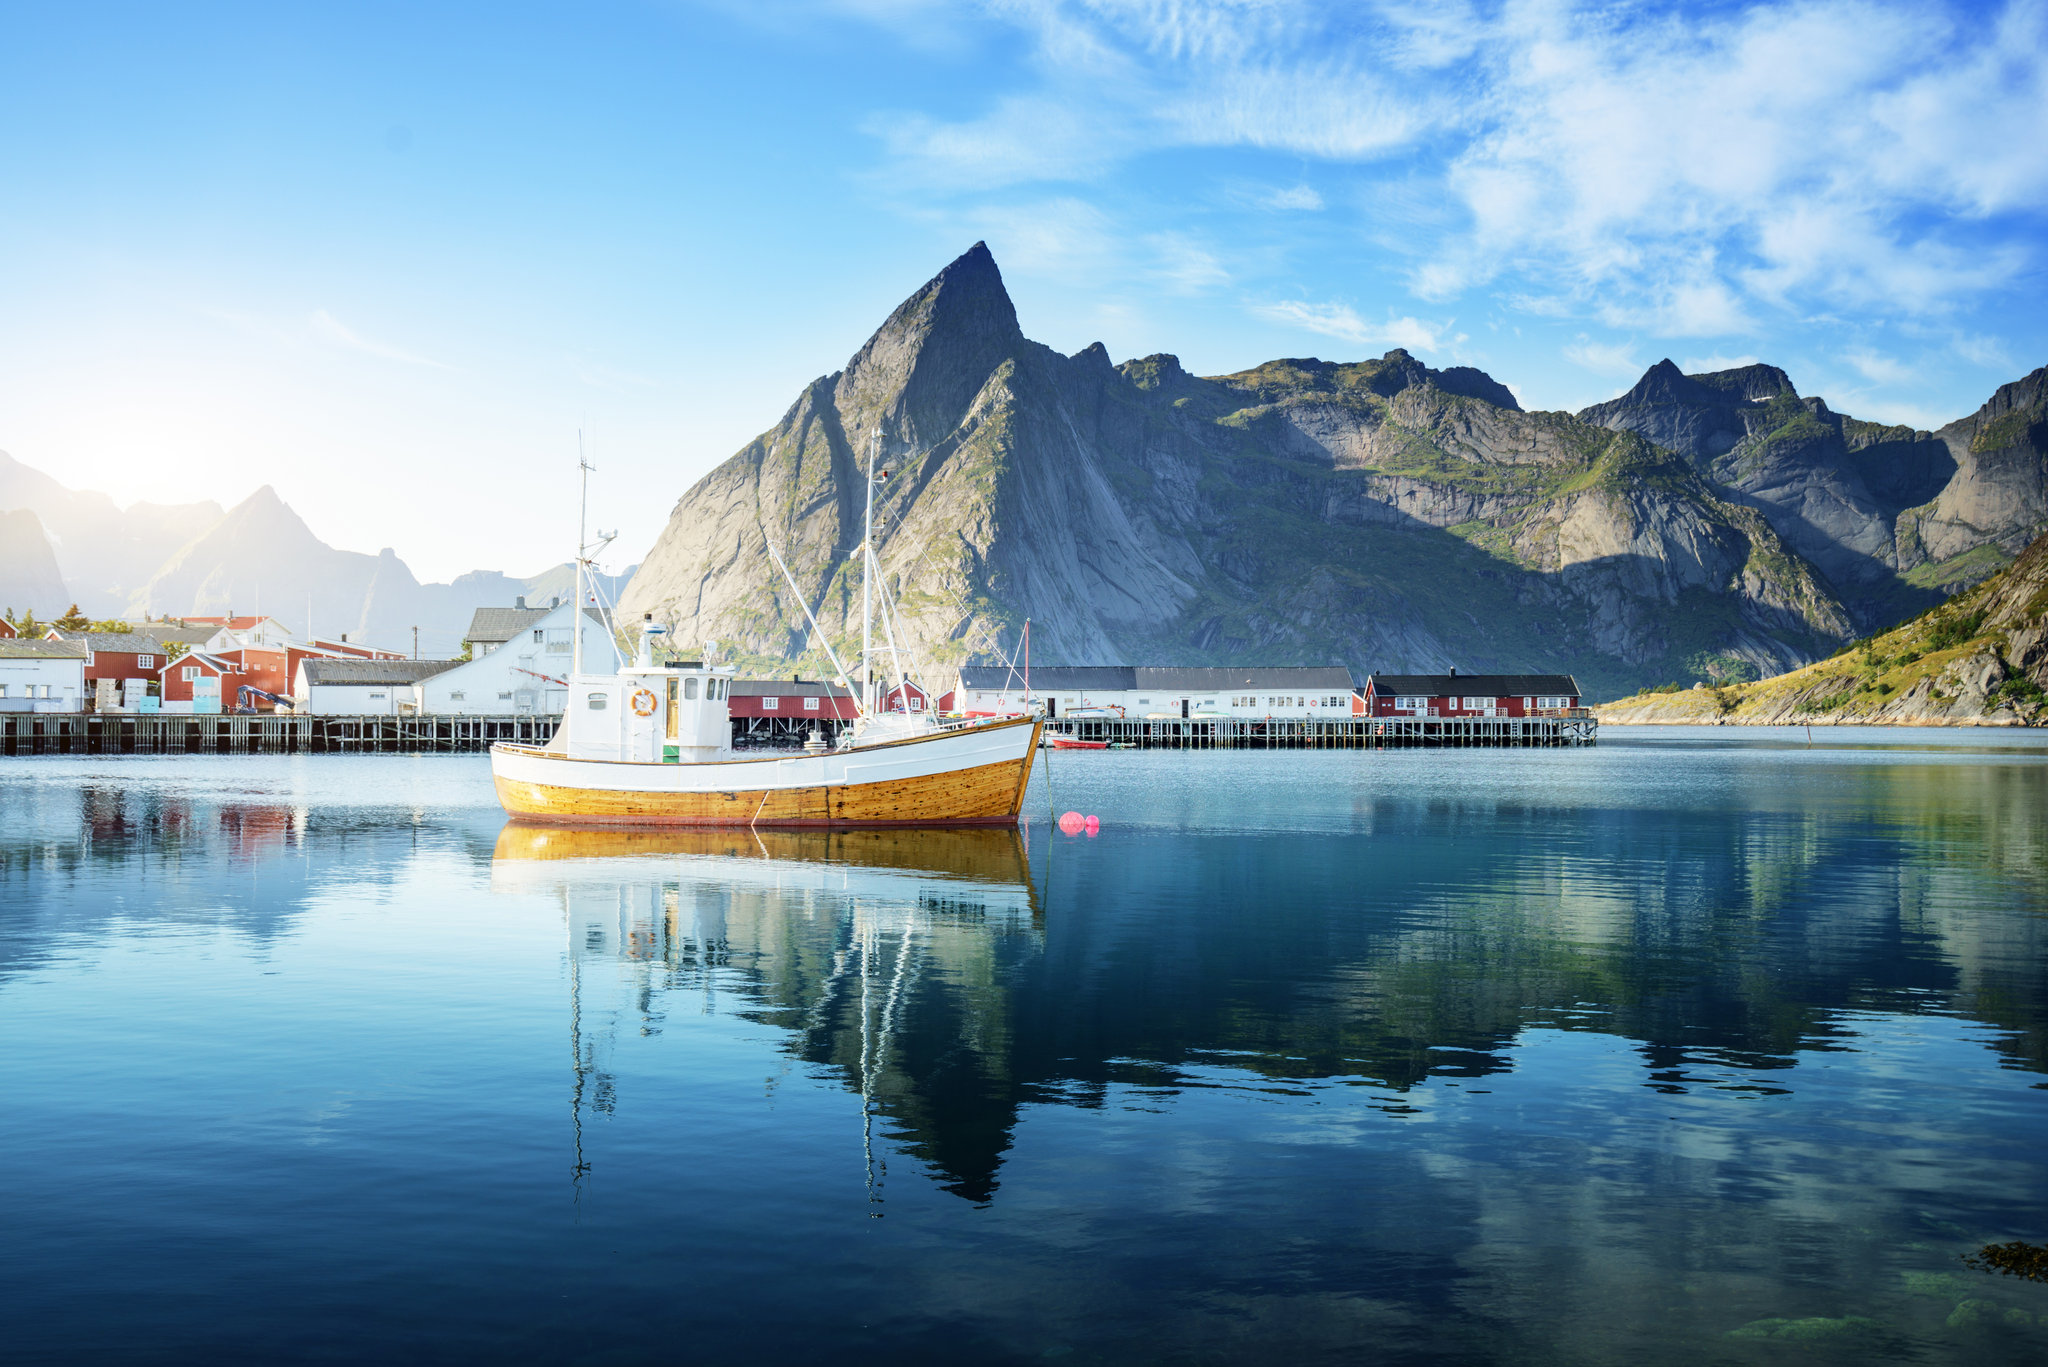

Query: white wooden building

[949,665,1358,720]
[417,603,620,715]
[296,658,458,715]
[0,639,87,712]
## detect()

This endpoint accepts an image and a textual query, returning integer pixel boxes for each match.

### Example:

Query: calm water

[3,729,2047,1365]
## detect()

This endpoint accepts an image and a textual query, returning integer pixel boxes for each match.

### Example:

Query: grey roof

[732,679,852,697]
[464,604,605,646]
[1365,673,1580,696]
[1133,666,1355,691]
[46,631,167,652]
[301,658,459,686]
[130,625,216,647]
[0,639,87,659]
[956,664,1355,691]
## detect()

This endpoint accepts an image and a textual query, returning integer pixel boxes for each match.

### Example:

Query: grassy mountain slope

[1599,527,2048,726]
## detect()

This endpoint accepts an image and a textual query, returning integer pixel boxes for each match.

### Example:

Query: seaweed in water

[1964,1240,2048,1283]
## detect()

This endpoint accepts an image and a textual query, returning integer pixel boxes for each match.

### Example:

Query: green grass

[1904,543,2012,592]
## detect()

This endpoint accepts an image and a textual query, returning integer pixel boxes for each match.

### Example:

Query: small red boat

[1050,736,1109,750]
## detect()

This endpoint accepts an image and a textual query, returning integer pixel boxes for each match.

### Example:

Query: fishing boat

[1049,736,1108,750]
[490,452,1042,827]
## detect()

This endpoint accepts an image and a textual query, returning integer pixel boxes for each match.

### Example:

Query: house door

[1180,698,1190,719]
[1047,697,1056,718]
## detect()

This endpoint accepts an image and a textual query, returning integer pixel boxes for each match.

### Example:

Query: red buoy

[1058,811,1085,835]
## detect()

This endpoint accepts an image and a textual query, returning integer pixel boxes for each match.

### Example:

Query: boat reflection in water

[490,821,1043,1205]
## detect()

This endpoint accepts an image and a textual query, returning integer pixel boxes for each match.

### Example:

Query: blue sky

[2,0,2043,581]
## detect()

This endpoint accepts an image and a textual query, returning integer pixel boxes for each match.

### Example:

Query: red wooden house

[1359,671,1581,719]
[212,646,294,708]
[729,678,859,720]
[880,679,935,713]
[161,652,243,713]
[44,629,170,709]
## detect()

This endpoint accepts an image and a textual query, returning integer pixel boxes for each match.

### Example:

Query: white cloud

[1680,353,1763,374]
[1146,232,1230,292]
[1250,299,1460,355]
[1562,337,1641,378]
[854,0,2048,340]
[309,310,447,369]
[1843,349,1915,387]
[1261,184,1324,211]
[963,197,1118,272]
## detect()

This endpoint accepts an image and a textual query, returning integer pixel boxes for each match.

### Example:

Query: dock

[1047,714,1597,748]
[1,713,560,756]
[2,711,1595,758]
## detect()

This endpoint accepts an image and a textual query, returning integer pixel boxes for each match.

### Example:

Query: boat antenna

[767,542,866,717]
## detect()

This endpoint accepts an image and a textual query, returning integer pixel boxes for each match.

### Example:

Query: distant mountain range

[619,243,2047,699]
[0,452,635,655]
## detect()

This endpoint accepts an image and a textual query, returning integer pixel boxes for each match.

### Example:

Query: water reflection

[491,825,1044,1204]
[486,776,2048,1213]
[4,748,2046,1363]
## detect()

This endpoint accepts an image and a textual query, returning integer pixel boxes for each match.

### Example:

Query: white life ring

[629,688,659,717]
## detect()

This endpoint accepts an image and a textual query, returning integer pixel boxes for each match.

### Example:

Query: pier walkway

[1048,715,1597,748]
[1,713,560,756]
[2,711,1596,757]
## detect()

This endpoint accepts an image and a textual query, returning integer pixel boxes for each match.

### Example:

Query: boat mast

[573,439,591,738]
[861,432,877,716]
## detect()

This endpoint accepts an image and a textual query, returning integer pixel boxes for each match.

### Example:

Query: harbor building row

[3,598,1582,724]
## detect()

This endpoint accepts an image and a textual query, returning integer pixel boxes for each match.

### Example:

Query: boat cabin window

[684,677,699,700]
[587,692,608,710]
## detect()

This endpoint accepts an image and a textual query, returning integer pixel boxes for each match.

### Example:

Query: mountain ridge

[620,243,2034,698]
[0,461,636,654]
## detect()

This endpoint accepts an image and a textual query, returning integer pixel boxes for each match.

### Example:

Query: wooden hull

[490,715,1042,827]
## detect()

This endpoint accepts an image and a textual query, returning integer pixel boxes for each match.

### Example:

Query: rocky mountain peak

[833,241,1024,455]
[1435,365,1520,411]
[1692,362,1797,402]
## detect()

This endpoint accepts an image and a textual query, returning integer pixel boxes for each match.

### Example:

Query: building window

[1463,697,1490,709]
[138,655,154,669]
[184,666,200,681]
[545,629,572,654]
[587,693,608,709]
[449,691,465,702]
[804,696,819,711]
[533,629,544,643]
[909,697,923,710]
[763,696,779,710]
[369,691,386,701]
[498,691,514,701]
[0,685,7,698]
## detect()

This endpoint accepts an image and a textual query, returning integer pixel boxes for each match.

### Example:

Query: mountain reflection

[489,769,2048,1205]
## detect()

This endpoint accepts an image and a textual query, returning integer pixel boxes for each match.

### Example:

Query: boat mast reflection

[491,824,1043,1205]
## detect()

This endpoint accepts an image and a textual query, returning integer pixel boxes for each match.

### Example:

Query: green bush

[1925,610,1986,653]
